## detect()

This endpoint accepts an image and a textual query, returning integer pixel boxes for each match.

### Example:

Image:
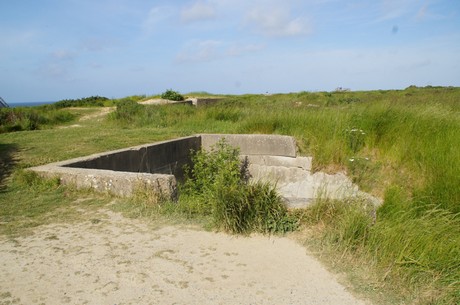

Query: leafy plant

[161,89,184,101]
[344,128,366,153]
[181,139,297,234]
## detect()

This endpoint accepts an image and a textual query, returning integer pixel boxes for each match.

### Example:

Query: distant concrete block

[186,98,223,107]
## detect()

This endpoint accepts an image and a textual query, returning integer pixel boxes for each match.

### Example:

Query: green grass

[0,86,459,304]
[0,106,76,133]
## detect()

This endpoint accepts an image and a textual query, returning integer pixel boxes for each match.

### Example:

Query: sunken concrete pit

[30,134,381,208]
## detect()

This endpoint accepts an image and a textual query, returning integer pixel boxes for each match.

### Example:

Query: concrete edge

[200,134,297,157]
[31,166,177,199]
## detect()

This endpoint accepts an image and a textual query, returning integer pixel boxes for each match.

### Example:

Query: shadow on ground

[0,143,18,192]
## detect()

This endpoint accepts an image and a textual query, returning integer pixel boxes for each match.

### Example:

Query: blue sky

[1,0,459,102]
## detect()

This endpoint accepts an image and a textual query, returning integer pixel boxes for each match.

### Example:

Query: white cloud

[143,6,173,34]
[245,5,311,37]
[39,62,69,79]
[80,37,119,52]
[1,29,40,48]
[181,1,216,23]
[38,49,77,80]
[51,50,76,60]
[176,40,265,63]
[226,44,265,56]
[176,40,223,63]
[377,0,422,21]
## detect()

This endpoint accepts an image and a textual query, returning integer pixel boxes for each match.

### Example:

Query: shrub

[181,139,297,234]
[112,99,143,122]
[48,96,109,109]
[161,89,184,101]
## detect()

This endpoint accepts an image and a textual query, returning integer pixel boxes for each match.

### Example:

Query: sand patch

[0,209,368,305]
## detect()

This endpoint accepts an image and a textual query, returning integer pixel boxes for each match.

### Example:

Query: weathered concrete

[187,98,223,107]
[30,136,201,200]
[244,155,312,171]
[201,134,297,157]
[31,166,177,198]
[30,133,381,208]
[62,136,201,179]
[248,162,358,208]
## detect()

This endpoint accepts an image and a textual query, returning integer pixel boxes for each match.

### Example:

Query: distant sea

[9,101,56,108]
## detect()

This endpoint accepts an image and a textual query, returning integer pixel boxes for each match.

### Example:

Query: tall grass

[0,107,76,133]
[305,189,460,304]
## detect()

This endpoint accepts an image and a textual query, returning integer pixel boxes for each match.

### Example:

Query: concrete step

[248,162,362,208]
[243,155,312,171]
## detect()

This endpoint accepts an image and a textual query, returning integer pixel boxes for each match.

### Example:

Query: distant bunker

[31,134,378,209]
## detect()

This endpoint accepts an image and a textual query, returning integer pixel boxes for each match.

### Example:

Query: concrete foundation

[30,134,381,208]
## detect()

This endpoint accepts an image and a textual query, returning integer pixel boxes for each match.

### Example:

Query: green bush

[112,99,143,122]
[47,96,109,109]
[181,139,297,234]
[161,89,184,101]
[0,107,76,133]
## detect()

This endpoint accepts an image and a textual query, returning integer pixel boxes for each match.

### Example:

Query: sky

[1,0,460,102]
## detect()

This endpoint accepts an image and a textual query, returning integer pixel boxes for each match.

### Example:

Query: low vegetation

[179,140,298,234]
[45,95,109,109]
[0,86,459,304]
[0,107,76,133]
[160,89,185,101]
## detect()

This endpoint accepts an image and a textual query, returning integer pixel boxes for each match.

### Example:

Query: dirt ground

[0,208,368,305]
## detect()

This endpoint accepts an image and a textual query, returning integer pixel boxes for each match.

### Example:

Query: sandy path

[0,209,367,305]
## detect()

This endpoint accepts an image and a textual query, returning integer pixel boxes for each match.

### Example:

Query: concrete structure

[30,134,381,208]
[201,134,297,157]
[139,97,223,107]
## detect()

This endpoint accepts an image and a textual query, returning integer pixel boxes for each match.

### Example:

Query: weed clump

[181,140,297,234]
[161,89,184,101]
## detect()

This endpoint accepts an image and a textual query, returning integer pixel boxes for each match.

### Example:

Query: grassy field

[1,86,459,304]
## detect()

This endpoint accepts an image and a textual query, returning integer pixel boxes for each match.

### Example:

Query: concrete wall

[63,136,201,179]
[200,134,297,157]
[30,136,201,200]
[31,166,177,199]
[29,134,296,201]
[192,98,223,107]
